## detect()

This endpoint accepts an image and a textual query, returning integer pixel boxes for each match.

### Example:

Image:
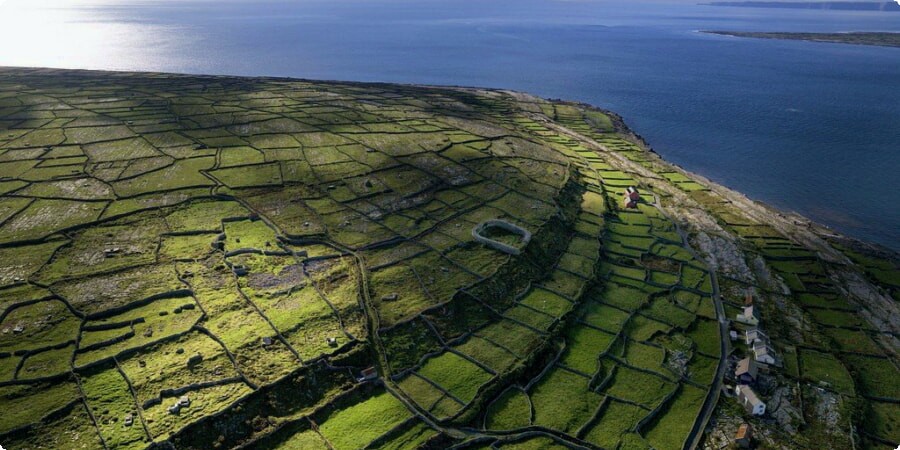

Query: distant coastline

[703,1,900,11]
[703,31,900,48]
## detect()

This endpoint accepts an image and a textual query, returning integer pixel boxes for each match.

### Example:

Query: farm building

[752,341,779,366]
[357,367,378,382]
[735,422,753,448]
[735,357,758,385]
[735,305,760,326]
[744,328,768,345]
[623,186,640,208]
[736,385,766,416]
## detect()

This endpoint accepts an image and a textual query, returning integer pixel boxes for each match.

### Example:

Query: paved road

[542,118,732,450]
[656,195,730,450]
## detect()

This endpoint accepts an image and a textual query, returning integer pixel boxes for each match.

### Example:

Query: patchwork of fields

[0,68,896,449]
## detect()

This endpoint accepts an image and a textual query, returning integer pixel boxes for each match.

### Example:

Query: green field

[0,67,894,450]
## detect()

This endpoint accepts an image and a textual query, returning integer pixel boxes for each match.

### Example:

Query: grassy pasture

[583,399,648,448]
[594,283,647,311]
[372,421,438,450]
[643,297,695,329]
[160,233,216,260]
[17,343,75,379]
[843,354,900,399]
[3,68,881,450]
[37,217,167,283]
[864,401,900,443]
[799,349,856,394]
[824,328,883,355]
[370,264,433,326]
[624,315,672,342]
[644,384,707,450]
[319,391,412,450]
[455,335,519,374]
[530,368,602,433]
[0,382,81,434]
[211,162,283,188]
[808,308,867,328]
[581,301,630,332]
[559,325,614,375]
[417,351,493,404]
[486,388,532,430]
[270,429,328,449]
[685,319,720,356]
[540,269,589,299]
[602,365,676,409]
[112,157,215,197]
[622,340,666,375]
[0,398,104,449]
[76,295,202,367]
[53,263,184,315]
[383,318,443,373]
[0,198,106,244]
[398,373,445,412]
[504,305,555,330]
[476,319,543,358]
[80,364,149,449]
[0,299,79,353]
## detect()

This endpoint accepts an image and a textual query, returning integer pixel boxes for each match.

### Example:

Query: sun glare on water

[0,0,186,71]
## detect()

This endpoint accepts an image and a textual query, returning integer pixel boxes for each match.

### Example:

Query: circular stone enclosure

[472,220,532,256]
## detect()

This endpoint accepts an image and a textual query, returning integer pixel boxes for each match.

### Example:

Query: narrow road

[543,112,732,449]
[650,193,729,450]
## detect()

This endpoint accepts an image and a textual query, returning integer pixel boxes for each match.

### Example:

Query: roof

[745,328,768,341]
[738,385,764,406]
[735,423,752,440]
[742,305,758,317]
[735,357,757,378]
[753,341,774,354]
[625,187,640,199]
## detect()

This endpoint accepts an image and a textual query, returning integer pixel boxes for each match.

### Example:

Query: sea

[1,0,898,250]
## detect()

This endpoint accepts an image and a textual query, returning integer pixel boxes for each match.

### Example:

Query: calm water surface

[1,0,898,249]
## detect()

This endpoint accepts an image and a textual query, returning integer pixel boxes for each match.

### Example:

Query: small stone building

[752,341,778,366]
[735,305,760,326]
[623,186,640,209]
[735,422,753,448]
[357,367,377,382]
[744,328,767,345]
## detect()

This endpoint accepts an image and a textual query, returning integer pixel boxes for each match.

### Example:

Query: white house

[736,384,766,416]
[752,340,778,366]
[735,305,760,326]
[744,328,768,345]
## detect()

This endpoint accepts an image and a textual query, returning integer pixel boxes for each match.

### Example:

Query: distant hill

[704,1,900,11]
[704,31,900,47]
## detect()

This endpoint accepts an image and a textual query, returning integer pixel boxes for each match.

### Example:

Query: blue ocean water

[1,0,898,249]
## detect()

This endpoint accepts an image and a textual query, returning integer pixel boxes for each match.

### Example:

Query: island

[0,67,896,450]
[704,30,900,48]
[704,1,900,12]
